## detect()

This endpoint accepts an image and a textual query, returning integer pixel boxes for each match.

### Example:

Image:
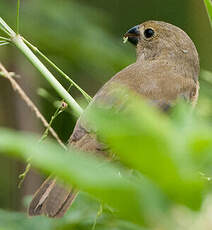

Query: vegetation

[0,0,212,229]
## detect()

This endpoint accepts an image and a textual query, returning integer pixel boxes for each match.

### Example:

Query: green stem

[0,17,16,37]
[16,0,20,34]
[23,38,92,102]
[18,93,69,188]
[0,42,9,47]
[18,162,31,188]
[0,17,84,116]
[39,105,64,144]
[12,35,83,117]
[92,204,103,230]
[0,36,10,41]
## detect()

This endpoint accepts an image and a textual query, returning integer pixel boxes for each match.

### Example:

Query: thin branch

[23,38,92,102]
[16,0,20,34]
[0,17,16,37]
[0,24,11,36]
[0,36,10,41]
[18,101,68,188]
[0,17,84,116]
[39,85,72,143]
[92,203,103,230]
[40,104,65,142]
[0,63,65,149]
[0,42,9,47]
[11,35,83,117]
[18,162,31,188]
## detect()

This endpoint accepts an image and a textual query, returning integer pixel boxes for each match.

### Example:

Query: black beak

[124,25,140,46]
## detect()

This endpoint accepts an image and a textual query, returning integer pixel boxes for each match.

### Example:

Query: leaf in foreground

[0,128,166,226]
[85,91,205,210]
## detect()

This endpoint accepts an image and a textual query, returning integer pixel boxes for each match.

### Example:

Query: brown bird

[28,20,200,218]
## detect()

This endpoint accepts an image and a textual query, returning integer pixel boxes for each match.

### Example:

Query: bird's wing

[69,61,199,149]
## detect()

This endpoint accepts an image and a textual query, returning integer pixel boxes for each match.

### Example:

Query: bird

[28,20,200,218]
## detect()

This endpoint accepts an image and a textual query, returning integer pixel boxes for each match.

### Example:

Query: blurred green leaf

[186,124,212,176]
[203,0,212,27]
[86,89,206,210]
[0,209,52,230]
[200,69,212,84]
[0,192,144,230]
[0,128,168,226]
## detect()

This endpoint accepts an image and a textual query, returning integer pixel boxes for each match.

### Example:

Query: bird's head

[124,21,199,79]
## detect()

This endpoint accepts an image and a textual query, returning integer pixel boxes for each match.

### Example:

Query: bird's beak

[124,25,140,46]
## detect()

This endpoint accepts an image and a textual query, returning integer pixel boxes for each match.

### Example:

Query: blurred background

[0,0,212,229]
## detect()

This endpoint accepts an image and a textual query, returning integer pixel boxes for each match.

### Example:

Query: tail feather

[53,189,78,218]
[28,177,56,216]
[28,177,78,218]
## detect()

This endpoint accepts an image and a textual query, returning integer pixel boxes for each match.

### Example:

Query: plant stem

[18,162,31,188]
[92,203,103,230]
[39,104,65,144]
[0,62,65,147]
[0,42,9,47]
[12,35,83,117]
[0,36,10,41]
[0,17,16,37]
[23,38,92,102]
[16,0,20,34]
[0,17,84,116]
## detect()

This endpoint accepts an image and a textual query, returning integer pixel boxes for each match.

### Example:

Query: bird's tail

[28,177,78,218]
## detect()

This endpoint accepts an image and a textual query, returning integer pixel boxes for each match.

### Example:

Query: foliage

[0,193,142,230]
[0,0,212,229]
[1,90,212,229]
[0,0,133,81]
[204,0,212,27]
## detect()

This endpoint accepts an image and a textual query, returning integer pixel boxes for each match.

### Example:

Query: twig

[92,203,103,230]
[39,85,72,143]
[22,38,92,103]
[12,35,83,116]
[0,63,68,187]
[18,162,31,188]
[39,101,68,144]
[0,42,9,47]
[19,101,68,187]
[16,0,20,34]
[0,17,16,37]
[0,17,83,117]
[0,36,10,41]
[0,63,65,148]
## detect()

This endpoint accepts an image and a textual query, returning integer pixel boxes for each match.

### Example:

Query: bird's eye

[144,28,155,39]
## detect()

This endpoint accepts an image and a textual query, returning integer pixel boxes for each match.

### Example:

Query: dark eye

[144,28,155,39]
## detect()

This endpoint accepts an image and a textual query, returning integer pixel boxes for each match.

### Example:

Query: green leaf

[0,128,166,226]
[0,198,144,230]
[86,90,205,210]
[186,124,212,174]
[203,0,212,27]
[0,209,52,230]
